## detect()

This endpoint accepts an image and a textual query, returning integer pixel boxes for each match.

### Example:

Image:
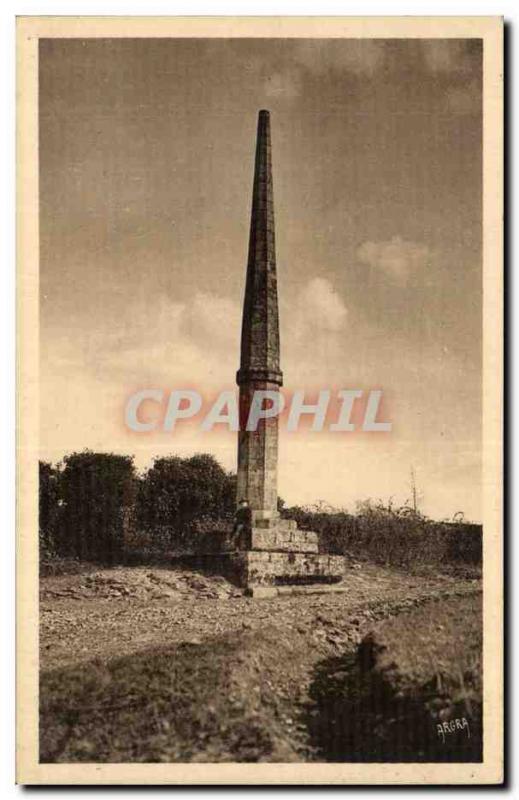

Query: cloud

[445,78,481,115]
[41,290,241,390]
[103,292,240,387]
[330,40,386,76]
[280,277,347,387]
[297,277,347,333]
[263,70,302,99]
[294,39,386,77]
[421,40,480,76]
[183,292,241,347]
[357,236,430,285]
[419,41,481,116]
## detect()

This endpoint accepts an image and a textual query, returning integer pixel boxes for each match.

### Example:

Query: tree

[39,461,60,556]
[137,453,235,546]
[59,451,137,564]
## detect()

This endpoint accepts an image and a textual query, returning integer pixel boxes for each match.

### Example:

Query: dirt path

[40,564,481,762]
[40,564,479,672]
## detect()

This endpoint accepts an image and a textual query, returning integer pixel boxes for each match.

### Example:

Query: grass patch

[307,593,482,762]
[40,629,303,763]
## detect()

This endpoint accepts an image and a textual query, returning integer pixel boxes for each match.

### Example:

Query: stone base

[251,509,282,526]
[231,550,345,589]
[250,528,318,554]
[246,583,348,598]
[227,514,346,594]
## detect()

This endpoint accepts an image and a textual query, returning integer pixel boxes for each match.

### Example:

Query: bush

[56,451,137,565]
[283,499,482,570]
[136,454,235,551]
[39,451,481,572]
[39,451,237,567]
[39,461,60,560]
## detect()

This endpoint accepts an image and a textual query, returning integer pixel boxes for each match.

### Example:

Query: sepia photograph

[16,15,503,785]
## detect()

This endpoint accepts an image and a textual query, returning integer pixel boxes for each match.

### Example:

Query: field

[40,563,482,763]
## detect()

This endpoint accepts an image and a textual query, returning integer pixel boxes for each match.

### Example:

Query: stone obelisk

[236,110,283,523]
[232,111,345,596]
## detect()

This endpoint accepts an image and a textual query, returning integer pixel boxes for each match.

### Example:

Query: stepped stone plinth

[250,528,319,554]
[233,549,345,594]
[231,516,344,596]
[249,518,318,553]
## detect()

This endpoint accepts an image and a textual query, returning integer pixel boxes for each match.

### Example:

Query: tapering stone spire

[236,110,283,519]
[237,110,283,386]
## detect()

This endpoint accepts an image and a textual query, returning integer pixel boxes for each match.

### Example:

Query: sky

[39,37,482,521]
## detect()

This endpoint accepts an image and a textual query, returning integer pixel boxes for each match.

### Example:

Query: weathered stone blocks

[232,550,344,589]
[250,528,319,553]
[247,584,349,598]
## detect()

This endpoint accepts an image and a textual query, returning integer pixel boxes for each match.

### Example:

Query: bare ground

[40,564,482,762]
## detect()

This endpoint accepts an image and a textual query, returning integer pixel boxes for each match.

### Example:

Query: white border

[5,7,507,793]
